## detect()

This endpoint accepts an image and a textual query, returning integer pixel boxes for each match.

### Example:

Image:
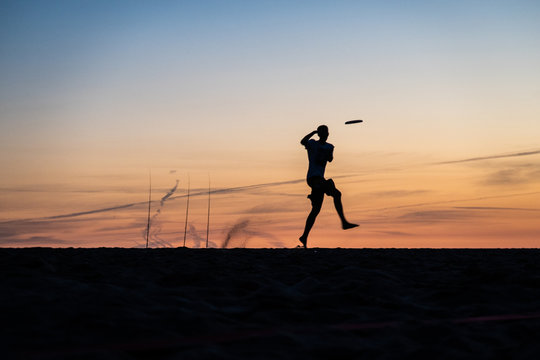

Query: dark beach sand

[2,248,540,359]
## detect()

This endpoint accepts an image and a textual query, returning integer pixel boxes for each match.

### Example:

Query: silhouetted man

[299,125,358,248]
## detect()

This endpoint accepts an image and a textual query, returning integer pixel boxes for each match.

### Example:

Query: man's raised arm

[301,130,317,146]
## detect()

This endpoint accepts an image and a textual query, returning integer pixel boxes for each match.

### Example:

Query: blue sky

[1,1,539,247]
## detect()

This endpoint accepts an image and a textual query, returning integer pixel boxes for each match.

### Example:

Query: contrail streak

[1,177,343,224]
[434,149,540,165]
[146,179,179,248]
[160,180,179,206]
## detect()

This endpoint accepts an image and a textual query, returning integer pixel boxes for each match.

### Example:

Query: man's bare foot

[342,222,359,230]
[299,236,307,248]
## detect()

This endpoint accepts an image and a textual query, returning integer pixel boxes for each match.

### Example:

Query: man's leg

[326,179,358,230]
[299,192,323,248]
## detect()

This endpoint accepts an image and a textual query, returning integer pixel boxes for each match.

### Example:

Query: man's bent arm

[301,130,317,146]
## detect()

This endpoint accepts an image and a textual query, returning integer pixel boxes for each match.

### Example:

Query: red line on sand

[453,313,540,324]
[24,312,540,358]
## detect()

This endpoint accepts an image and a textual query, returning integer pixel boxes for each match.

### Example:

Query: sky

[1,0,539,248]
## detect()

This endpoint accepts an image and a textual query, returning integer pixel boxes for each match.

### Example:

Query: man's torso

[305,139,334,179]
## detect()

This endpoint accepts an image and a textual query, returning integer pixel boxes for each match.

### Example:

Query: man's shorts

[307,176,337,198]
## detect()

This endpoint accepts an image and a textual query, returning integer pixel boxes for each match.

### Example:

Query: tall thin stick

[206,175,211,248]
[145,170,152,249]
[183,174,190,247]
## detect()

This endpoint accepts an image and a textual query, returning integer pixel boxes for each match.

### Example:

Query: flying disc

[345,120,363,124]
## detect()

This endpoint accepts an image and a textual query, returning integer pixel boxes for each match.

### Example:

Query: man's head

[317,125,329,142]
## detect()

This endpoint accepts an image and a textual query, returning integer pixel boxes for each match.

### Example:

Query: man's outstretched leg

[299,193,323,248]
[327,180,358,230]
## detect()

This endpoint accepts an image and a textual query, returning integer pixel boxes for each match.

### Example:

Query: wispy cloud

[46,204,137,220]
[0,184,148,194]
[482,164,540,186]
[0,187,102,193]
[1,176,354,224]
[243,189,306,198]
[95,222,143,233]
[0,235,68,246]
[368,191,540,212]
[240,202,304,214]
[370,230,415,237]
[202,174,354,198]
[187,223,217,248]
[221,219,250,248]
[454,206,540,212]
[221,219,281,248]
[0,176,332,246]
[429,148,540,188]
[366,190,430,198]
[435,149,540,165]
[0,229,17,238]
[398,210,472,223]
[0,217,103,247]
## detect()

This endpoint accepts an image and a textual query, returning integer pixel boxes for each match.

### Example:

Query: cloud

[0,218,91,234]
[220,219,280,248]
[0,187,101,193]
[0,236,68,246]
[0,218,89,248]
[397,210,472,223]
[371,230,415,237]
[0,185,144,194]
[482,164,540,186]
[95,222,143,232]
[0,229,18,238]
[202,174,354,198]
[485,169,524,185]
[46,204,136,220]
[1,176,356,225]
[0,176,317,246]
[367,190,430,198]
[187,223,205,248]
[244,189,306,198]
[188,223,217,248]
[435,149,540,165]
[454,206,540,212]
[207,178,305,197]
[222,220,250,248]
[240,202,303,214]
[0,215,144,248]
[370,191,540,212]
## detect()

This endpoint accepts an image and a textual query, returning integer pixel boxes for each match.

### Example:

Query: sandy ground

[1,248,540,359]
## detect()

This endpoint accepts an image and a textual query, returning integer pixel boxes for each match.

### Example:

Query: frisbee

[345,120,363,124]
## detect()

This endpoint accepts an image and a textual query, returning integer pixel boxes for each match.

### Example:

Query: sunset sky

[1,1,539,248]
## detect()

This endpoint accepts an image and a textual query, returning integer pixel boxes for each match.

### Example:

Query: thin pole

[183,174,190,247]
[145,170,151,249]
[206,175,210,248]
